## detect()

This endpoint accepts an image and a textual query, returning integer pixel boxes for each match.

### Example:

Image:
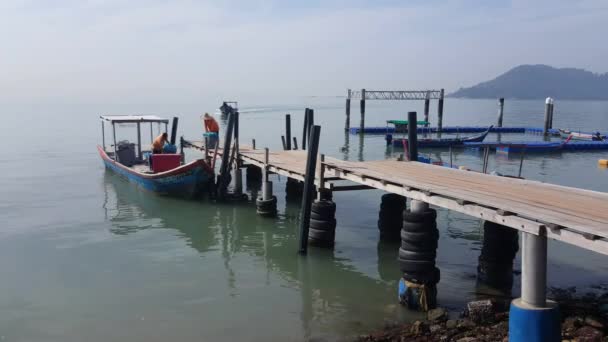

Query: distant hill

[450,65,608,100]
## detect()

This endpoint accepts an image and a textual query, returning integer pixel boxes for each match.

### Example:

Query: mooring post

[101,120,106,151]
[302,108,309,150]
[437,89,445,133]
[136,122,142,160]
[281,136,287,150]
[497,98,505,127]
[360,88,366,133]
[298,125,321,255]
[217,111,235,199]
[518,148,526,178]
[548,100,555,129]
[252,139,256,150]
[345,89,351,131]
[424,91,430,125]
[543,97,552,136]
[308,109,314,139]
[262,148,271,200]
[233,111,243,195]
[317,154,325,200]
[509,230,560,341]
[407,112,418,161]
[292,137,298,150]
[285,114,292,150]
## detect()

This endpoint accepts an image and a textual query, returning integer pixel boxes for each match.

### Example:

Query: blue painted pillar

[509,232,560,341]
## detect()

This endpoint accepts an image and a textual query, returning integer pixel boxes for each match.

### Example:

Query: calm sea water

[1,98,607,341]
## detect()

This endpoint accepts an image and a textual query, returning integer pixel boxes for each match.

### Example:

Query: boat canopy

[100,115,170,124]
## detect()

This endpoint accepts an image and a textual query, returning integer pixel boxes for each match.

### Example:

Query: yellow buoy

[599,159,608,167]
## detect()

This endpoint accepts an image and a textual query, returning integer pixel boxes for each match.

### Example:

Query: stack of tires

[477,221,519,289]
[308,200,336,247]
[285,178,303,200]
[399,207,440,286]
[378,194,406,241]
[256,195,277,217]
[246,165,262,182]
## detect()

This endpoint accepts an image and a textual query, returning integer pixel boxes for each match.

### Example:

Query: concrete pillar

[543,97,553,136]
[497,98,505,127]
[521,232,547,307]
[509,231,560,341]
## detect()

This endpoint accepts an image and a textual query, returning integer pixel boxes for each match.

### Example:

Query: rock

[429,324,442,333]
[410,321,426,335]
[574,326,603,342]
[427,307,447,321]
[466,300,495,325]
[584,316,605,330]
[563,316,583,332]
[457,319,476,329]
[446,319,457,329]
[456,338,477,342]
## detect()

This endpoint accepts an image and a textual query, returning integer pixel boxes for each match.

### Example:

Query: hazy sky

[1,0,607,104]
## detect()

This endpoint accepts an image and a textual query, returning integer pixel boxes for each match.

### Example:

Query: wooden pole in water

[101,120,106,151]
[217,111,236,199]
[281,136,287,150]
[437,89,445,133]
[360,89,366,133]
[424,91,430,125]
[518,148,526,178]
[285,114,292,150]
[298,125,321,255]
[112,122,118,161]
[170,117,179,145]
[136,122,142,160]
[293,137,298,150]
[345,89,351,131]
[302,108,309,150]
[308,109,314,142]
[318,154,325,200]
[497,98,505,127]
[407,112,418,161]
[252,139,256,149]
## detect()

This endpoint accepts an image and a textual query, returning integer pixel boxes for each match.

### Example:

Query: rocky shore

[356,288,608,342]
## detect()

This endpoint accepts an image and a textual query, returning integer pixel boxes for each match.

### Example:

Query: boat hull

[98,146,214,197]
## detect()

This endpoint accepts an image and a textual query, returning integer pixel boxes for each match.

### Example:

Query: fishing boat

[98,115,214,197]
[391,126,493,148]
[558,129,605,141]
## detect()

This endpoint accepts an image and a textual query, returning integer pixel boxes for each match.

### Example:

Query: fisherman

[152,132,168,154]
[202,113,220,148]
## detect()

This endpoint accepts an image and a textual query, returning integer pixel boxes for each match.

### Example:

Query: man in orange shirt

[202,113,220,149]
[152,132,168,154]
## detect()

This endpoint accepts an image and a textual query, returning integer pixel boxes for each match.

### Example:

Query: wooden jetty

[187,141,608,256]
[186,106,607,339]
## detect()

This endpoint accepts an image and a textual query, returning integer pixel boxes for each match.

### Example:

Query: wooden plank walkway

[187,142,608,255]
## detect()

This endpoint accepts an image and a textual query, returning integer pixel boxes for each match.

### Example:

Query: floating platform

[349,126,560,135]
[463,141,608,153]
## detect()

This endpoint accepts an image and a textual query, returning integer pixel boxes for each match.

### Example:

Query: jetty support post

[233,111,243,195]
[345,89,351,131]
[217,110,236,199]
[262,148,271,200]
[423,91,430,125]
[285,114,292,150]
[497,98,505,127]
[407,112,418,161]
[112,122,118,162]
[543,97,553,136]
[298,125,321,255]
[509,230,560,341]
[101,120,106,151]
[360,89,366,133]
[255,147,277,216]
[302,108,309,150]
[308,109,314,140]
[437,89,445,133]
[293,137,298,150]
[170,117,178,145]
[317,154,326,200]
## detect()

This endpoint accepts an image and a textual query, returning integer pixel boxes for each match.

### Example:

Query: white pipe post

[410,199,428,213]
[521,232,547,307]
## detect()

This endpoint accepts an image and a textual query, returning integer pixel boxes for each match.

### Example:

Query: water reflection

[102,172,406,338]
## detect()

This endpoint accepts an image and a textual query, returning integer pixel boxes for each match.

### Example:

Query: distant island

[450,64,608,100]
